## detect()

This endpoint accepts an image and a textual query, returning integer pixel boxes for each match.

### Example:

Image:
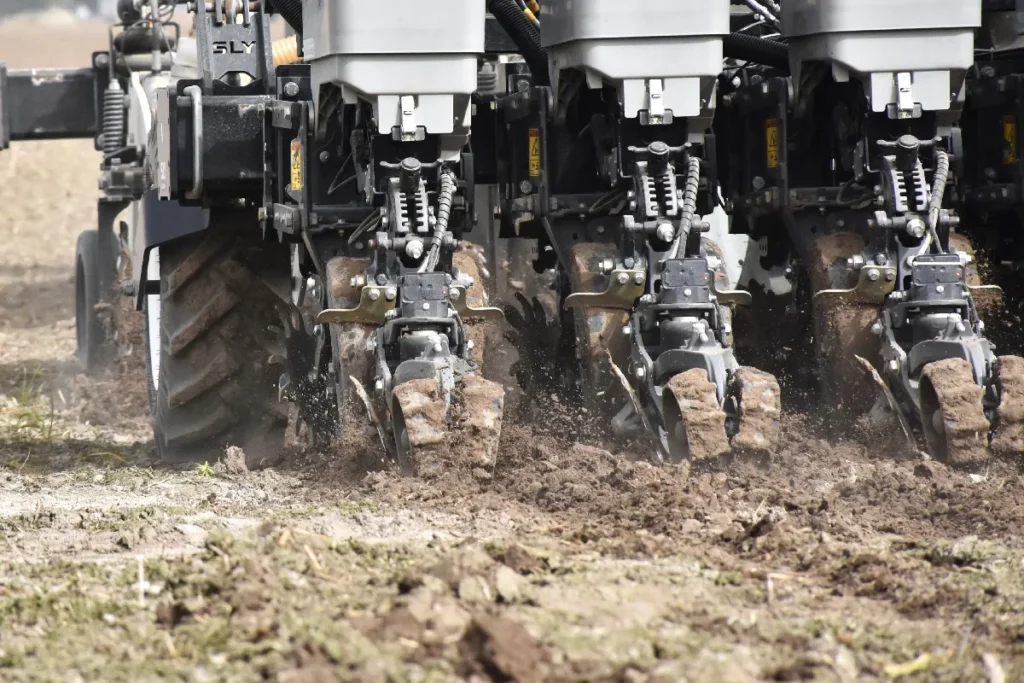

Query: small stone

[492,565,523,603]
[472,467,492,482]
[457,575,492,603]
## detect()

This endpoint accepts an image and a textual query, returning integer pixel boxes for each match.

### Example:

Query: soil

[2,12,1024,683]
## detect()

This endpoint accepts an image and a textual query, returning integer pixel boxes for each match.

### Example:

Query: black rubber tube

[723,33,790,71]
[269,0,303,33]
[487,0,550,86]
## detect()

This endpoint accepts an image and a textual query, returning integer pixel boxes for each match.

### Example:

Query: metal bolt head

[283,82,300,97]
[887,360,899,373]
[683,288,692,297]
[635,367,646,379]
[422,302,430,311]
[871,320,883,336]
[519,180,533,194]
[374,380,384,391]
[936,285,945,294]
[405,239,424,260]
[616,272,629,285]
[867,269,880,282]
[622,325,632,337]
[450,287,461,301]
[466,340,475,350]
[376,273,388,285]
[385,287,397,301]
[368,289,380,301]
[905,217,926,239]
[319,151,330,162]
[655,223,675,243]
[634,273,645,285]
[847,255,864,270]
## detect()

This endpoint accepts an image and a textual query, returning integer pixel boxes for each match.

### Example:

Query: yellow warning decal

[766,118,780,169]
[1004,115,1016,165]
[528,128,541,177]
[290,139,303,192]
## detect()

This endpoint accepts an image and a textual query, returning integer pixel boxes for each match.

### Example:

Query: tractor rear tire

[151,214,290,466]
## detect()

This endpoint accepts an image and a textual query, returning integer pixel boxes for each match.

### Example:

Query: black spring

[102,83,126,157]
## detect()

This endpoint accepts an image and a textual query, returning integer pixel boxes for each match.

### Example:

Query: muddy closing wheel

[663,368,730,463]
[392,378,448,476]
[920,358,991,467]
[991,356,1024,456]
[391,374,505,477]
[729,367,782,454]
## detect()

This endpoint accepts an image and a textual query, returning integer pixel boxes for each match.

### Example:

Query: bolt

[683,288,692,297]
[635,367,646,379]
[368,289,380,301]
[422,302,430,311]
[624,257,635,268]
[596,225,605,234]
[450,288,461,300]
[467,340,475,350]
[936,285,945,294]
[888,360,899,373]
[519,180,533,194]
[120,279,135,296]
[376,273,388,285]
[405,239,424,259]
[634,273,645,285]
[885,270,895,282]
[283,82,300,98]
[622,325,632,336]
[375,380,384,391]
[905,217,926,239]
[847,254,865,270]
[871,320,883,336]
[616,272,629,285]
[319,151,330,162]
[655,223,675,243]
[867,269,880,282]
[385,287,397,301]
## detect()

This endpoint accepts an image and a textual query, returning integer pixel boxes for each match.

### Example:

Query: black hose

[268,0,303,33]
[487,0,550,86]
[723,33,790,71]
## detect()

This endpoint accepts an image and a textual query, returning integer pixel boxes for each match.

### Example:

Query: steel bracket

[317,286,396,325]
[813,265,897,305]
[564,269,646,310]
[449,285,505,322]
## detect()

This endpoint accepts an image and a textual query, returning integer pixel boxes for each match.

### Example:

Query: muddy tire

[152,215,290,465]
[75,230,110,373]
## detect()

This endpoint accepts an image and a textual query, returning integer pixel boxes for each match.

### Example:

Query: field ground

[1,13,1024,682]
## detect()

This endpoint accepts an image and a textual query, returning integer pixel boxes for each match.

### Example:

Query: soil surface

[2,12,1024,683]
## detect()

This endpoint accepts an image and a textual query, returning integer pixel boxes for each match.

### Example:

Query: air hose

[723,33,790,71]
[421,172,457,272]
[667,157,702,261]
[487,0,549,86]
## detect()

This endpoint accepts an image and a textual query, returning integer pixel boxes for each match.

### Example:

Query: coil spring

[102,83,126,157]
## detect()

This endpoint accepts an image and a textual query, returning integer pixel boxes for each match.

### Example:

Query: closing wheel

[75,230,111,373]
[919,358,991,467]
[729,366,782,454]
[991,355,1024,455]
[391,378,449,477]
[663,368,730,463]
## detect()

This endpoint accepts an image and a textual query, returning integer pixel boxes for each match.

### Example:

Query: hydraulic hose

[487,0,550,86]
[667,157,701,261]
[268,0,303,33]
[421,172,457,273]
[723,32,790,71]
[926,150,950,253]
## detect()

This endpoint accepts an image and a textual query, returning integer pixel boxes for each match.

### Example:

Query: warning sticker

[1004,115,1016,165]
[528,128,541,177]
[290,140,303,192]
[766,119,780,170]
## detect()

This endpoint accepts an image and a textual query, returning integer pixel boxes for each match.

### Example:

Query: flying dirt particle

[224,446,248,474]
